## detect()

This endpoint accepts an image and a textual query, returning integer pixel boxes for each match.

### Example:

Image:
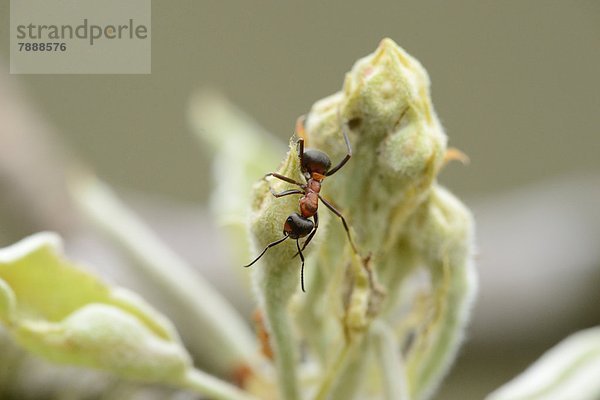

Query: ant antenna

[243,235,289,268]
[296,239,306,292]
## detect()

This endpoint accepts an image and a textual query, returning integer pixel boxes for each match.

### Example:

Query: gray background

[1,1,598,202]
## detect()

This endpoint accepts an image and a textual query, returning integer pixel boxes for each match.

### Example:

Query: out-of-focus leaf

[71,174,259,376]
[487,327,600,400]
[0,232,260,400]
[188,92,285,265]
[0,232,190,382]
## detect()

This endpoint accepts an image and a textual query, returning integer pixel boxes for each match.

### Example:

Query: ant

[243,115,357,292]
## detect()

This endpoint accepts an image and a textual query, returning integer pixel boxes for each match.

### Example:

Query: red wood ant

[244,115,357,292]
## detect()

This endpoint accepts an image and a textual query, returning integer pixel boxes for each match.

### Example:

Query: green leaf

[487,327,600,400]
[0,232,188,382]
[0,232,259,400]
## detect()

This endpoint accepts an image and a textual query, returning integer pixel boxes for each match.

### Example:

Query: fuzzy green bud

[247,38,477,400]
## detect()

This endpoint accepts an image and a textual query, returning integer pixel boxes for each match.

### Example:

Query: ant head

[284,213,314,239]
[301,149,331,178]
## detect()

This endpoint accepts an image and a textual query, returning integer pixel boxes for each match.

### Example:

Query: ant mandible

[243,114,357,292]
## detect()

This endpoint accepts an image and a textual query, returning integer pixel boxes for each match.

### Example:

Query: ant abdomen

[284,213,314,239]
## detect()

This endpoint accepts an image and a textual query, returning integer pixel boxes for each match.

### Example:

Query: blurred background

[0,1,599,399]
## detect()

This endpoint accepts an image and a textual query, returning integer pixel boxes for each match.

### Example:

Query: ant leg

[299,212,319,252]
[296,115,306,167]
[243,235,289,268]
[325,119,352,176]
[297,138,305,168]
[296,239,306,292]
[318,194,358,254]
[270,188,304,198]
[265,172,304,187]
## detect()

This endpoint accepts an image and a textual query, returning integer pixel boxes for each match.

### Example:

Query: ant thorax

[307,179,321,193]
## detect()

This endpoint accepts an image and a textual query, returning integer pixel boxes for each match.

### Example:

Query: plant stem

[372,320,409,400]
[313,341,354,400]
[265,300,299,400]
